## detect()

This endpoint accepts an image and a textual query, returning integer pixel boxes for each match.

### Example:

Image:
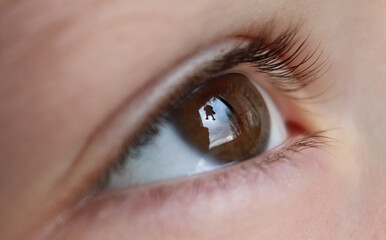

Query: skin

[0,0,385,239]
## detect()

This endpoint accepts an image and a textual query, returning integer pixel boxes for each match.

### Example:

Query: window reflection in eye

[173,73,271,162]
[102,72,287,191]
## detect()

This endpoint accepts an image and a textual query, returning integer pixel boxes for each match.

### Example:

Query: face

[1,0,385,239]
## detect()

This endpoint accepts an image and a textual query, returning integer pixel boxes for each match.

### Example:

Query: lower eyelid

[49,139,332,240]
[50,139,336,240]
[71,135,330,220]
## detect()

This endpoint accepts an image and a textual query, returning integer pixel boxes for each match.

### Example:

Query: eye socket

[101,72,287,191]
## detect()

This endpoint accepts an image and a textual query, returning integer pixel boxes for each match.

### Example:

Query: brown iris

[172,73,270,163]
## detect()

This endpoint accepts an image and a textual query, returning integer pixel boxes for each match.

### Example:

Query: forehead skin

[0,0,385,239]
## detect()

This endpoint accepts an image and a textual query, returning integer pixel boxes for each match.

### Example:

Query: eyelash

[91,134,332,206]
[190,28,328,94]
[94,27,329,193]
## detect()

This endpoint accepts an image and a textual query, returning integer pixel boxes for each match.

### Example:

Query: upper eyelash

[250,33,328,93]
[184,27,328,97]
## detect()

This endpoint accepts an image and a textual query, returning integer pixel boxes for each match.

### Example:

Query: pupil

[172,73,270,163]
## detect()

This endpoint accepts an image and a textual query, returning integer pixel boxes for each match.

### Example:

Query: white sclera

[255,83,288,151]
[105,83,287,191]
[106,122,224,190]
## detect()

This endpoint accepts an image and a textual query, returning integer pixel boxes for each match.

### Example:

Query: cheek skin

[48,148,352,240]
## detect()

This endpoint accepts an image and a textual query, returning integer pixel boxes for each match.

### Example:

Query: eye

[95,30,327,192]
[102,72,287,191]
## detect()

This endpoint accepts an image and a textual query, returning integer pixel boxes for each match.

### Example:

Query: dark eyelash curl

[250,33,327,93]
[187,27,328,98]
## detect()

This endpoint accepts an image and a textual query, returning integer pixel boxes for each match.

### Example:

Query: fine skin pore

[0,0,385,239]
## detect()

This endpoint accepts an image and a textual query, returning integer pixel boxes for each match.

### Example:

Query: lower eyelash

[48,131,334,237]
[92,131,332,204]
[258,131,332,167]
[205,131,333,189]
